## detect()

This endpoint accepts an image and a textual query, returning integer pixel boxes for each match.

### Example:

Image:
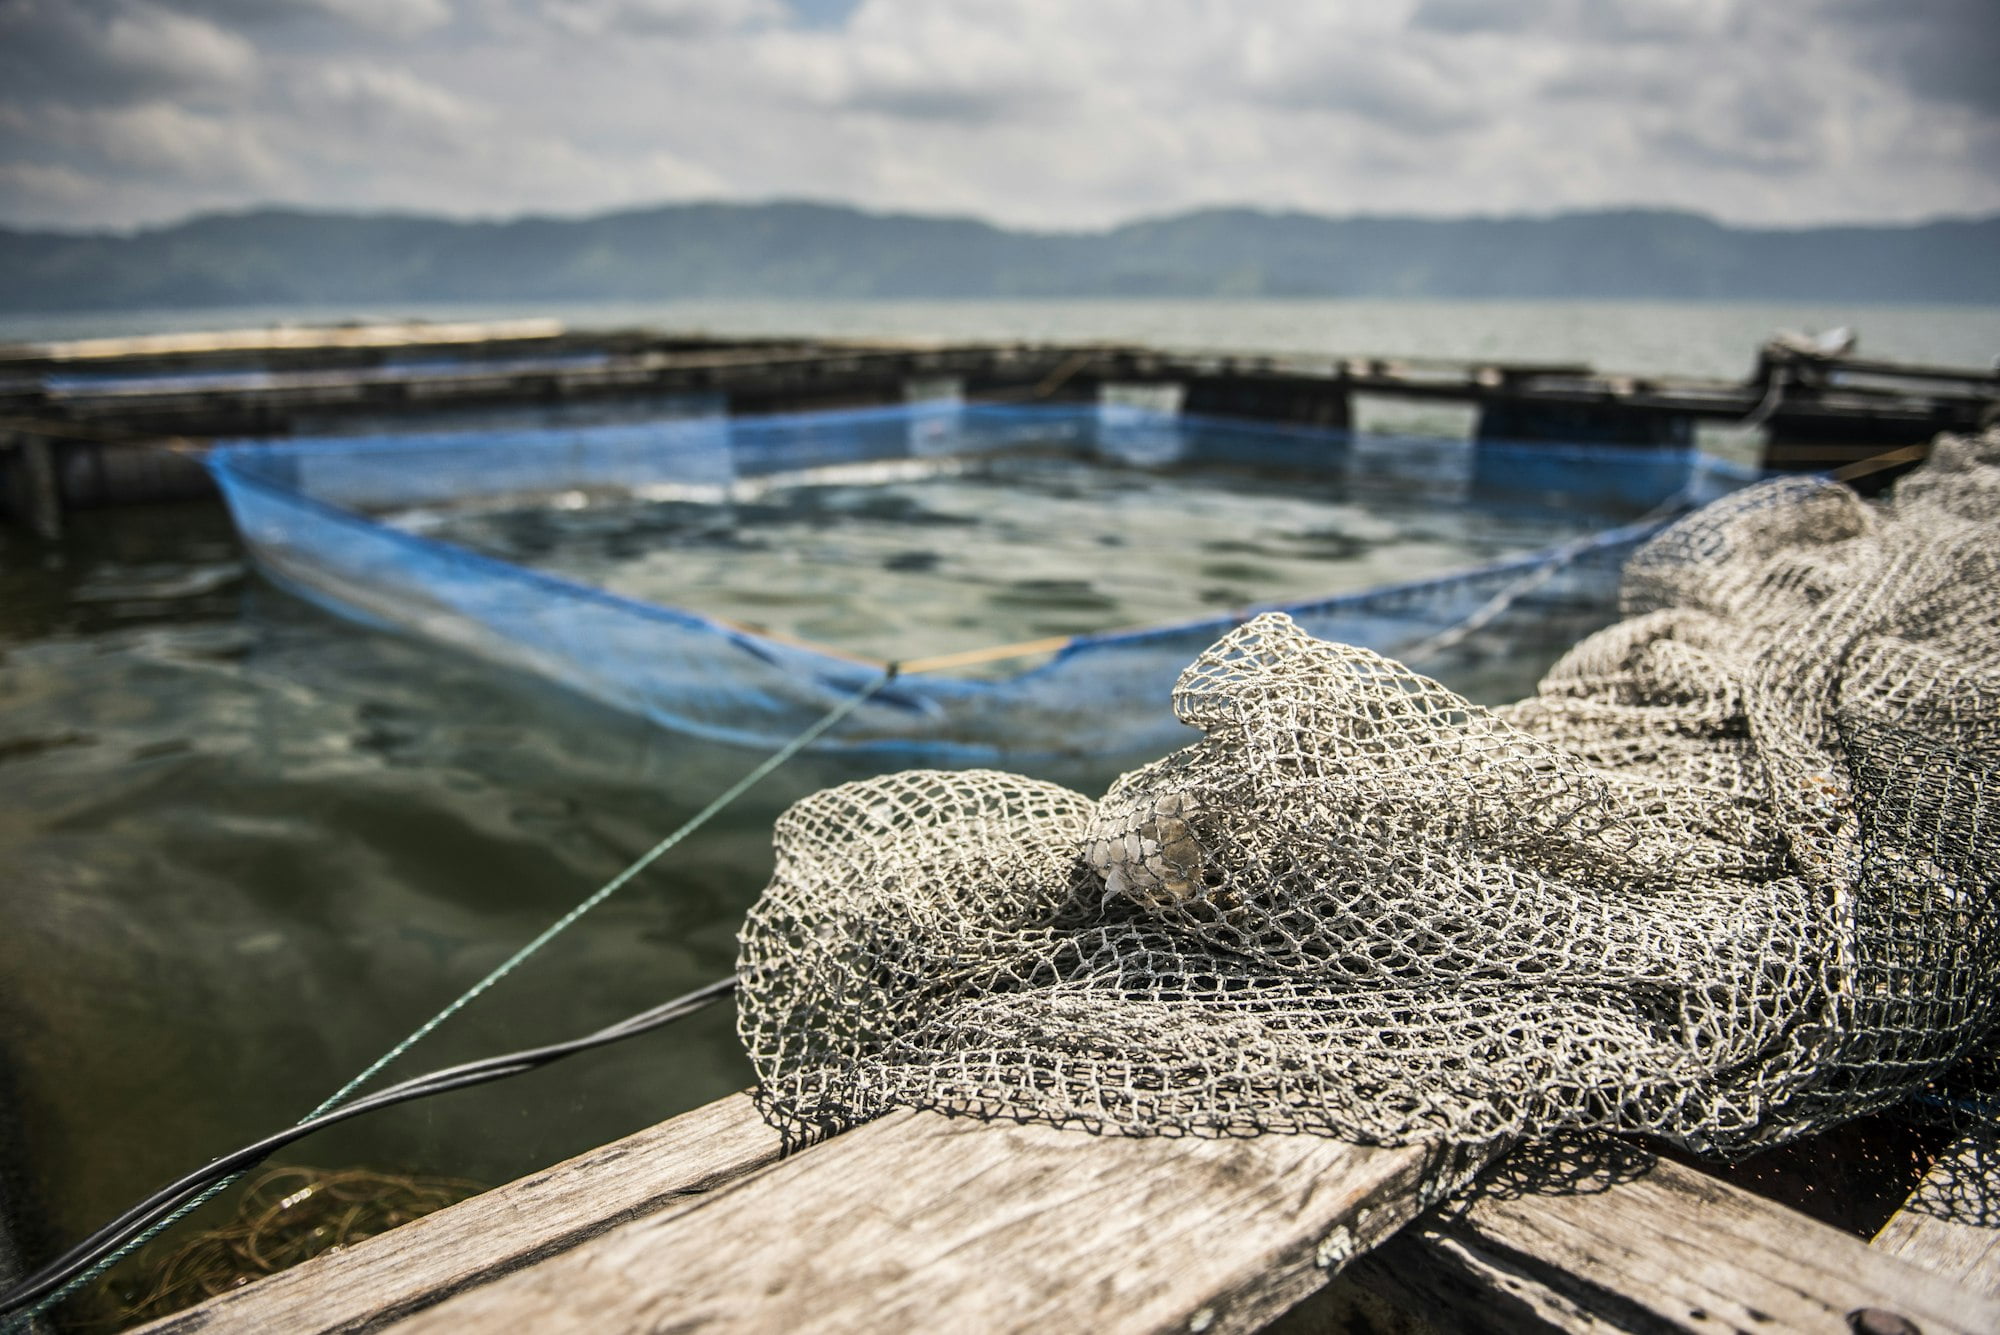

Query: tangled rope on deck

[738,431,2000,1156]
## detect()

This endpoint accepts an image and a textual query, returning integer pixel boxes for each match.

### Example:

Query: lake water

[2,298,1995,1316]
[397,450,1612,670]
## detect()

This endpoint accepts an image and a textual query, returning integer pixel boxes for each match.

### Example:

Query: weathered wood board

[381,1106,1477,1335]
[29,321,569,362]
[135,1094,784,1335]
[141,1094,2000,1335]
[1315,1147,2000,1334]
[1874,1128,2000,1297]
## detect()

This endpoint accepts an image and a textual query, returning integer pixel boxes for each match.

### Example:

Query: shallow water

[0,501,912,1284]
[401,451,1609,668]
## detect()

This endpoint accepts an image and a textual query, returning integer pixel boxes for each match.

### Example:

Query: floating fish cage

[207,401,1745,760]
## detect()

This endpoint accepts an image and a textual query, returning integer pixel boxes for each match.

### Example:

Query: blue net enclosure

[208,402,1746,761]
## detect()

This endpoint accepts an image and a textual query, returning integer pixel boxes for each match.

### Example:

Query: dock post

[4,432,64,540]
[1183,373,1350,429]
[1475,400,1693,449]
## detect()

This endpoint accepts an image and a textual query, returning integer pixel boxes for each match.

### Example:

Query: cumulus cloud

[1414,0,1738,43]
[308,0,456,36]
[1831,0,2000,115]
[0,0,1992,230]
[540,0,784,38]
[160,0,457,38]
[26,102,279,180]
[755,3,1078,124]
[0,0,258,107]
[1235,28,1491,133]
[293,64,490,141]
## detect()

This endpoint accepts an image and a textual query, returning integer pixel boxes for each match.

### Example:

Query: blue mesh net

[209,402,1750,760]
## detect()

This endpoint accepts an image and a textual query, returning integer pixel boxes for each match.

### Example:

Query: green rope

[9,672,889,1330]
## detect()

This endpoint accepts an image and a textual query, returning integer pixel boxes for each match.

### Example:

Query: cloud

[1413,0,1739,43]
[0,0,1992,231]
[785,0,861,30]
[159,0,456,39]
[1236,31,1489,134]
[0,0,258,107]
[1829,0,2000,115]
[293,64,489,140]
[751,3,1085,125]
[0,160,107,213]
[1650,88,1828,175]
[1409,0,1563,37]
[2,100,284,189]
[541,0,783,38]
[305,0,455,36]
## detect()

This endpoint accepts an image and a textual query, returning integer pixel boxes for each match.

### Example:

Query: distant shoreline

[5,202,1996,313]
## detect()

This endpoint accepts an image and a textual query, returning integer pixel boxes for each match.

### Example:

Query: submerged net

[738,431,2000,1157]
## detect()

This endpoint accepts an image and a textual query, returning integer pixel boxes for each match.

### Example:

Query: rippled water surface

[401,451,1609,667]
[0,502,916,1291]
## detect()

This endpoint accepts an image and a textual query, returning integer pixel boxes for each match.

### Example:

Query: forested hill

[4,202,1995,311]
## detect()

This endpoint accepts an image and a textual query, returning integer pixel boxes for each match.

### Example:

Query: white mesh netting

[737,431,2000,1156]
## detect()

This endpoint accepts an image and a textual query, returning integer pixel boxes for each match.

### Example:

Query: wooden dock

[3,319,1995,537]
[132,1090,2000,1334]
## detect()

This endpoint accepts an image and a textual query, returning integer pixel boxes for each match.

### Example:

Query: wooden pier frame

[136,1092,2000,1335]
[3,322,1995,531]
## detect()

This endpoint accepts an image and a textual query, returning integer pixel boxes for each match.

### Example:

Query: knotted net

[738,430,2000,1156]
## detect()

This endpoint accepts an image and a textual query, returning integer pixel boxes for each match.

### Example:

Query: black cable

[0,975,737,1318]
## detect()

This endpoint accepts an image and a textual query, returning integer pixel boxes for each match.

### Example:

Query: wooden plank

[1365,1150,2000,1334]
[1284,1228,1625,1334]
[1276,1139,2000,1335]
[135,1093,783,1335]
[36,321,568,362]
[141,1091,2000,1335]
[1874,1129,2000,1296]
[380,1108,1485,1335]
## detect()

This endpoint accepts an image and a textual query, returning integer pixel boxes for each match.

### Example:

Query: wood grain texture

[134,1093,783,1335]
[384,1108,1483,1335]
[1308,1228,1627,1335]
[1873,1128,2000,1296]
[1413,1151,2000,1334]
[142,1092,2000,1335]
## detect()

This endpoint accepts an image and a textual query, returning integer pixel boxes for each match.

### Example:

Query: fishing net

[738,430,2000,1157]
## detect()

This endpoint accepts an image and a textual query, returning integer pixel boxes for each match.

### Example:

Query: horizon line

[10,196,2000,241]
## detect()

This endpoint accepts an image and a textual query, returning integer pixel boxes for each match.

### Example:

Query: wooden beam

[35,321,569,363]
[378,1107,1482,1335]
[1298,1144,2000,1334]
[1294,1228,1624,1334]
[134,1093,784,1335]
[140,1091,2000,1335]
[1874,1129,2000,1297]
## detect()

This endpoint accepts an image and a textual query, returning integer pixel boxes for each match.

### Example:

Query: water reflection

[0,502,910,1276]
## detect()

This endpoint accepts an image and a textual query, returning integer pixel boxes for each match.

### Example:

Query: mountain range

[3,202,1995,310]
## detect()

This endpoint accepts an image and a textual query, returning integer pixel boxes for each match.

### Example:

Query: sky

[0,0,1996,233]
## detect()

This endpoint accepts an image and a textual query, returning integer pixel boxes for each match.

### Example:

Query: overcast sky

[1,0,1995,233]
